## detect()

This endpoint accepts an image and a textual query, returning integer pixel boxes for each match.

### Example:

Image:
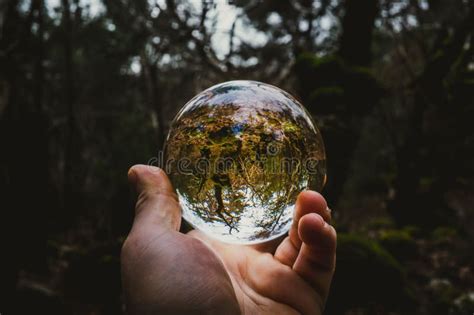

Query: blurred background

[0,0,473,314]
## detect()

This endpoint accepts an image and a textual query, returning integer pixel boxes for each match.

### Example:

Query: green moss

[431,49,445,63]
[309,86,344,102]
[344,65,380,92]
[403,225,421,237]
[294,53,344,89]
[451,292,474,315]
[419,176,436,191]
[339,233,403,271]
[366,217,395,230]
[347,65,374,79]
[380,229,412,241]
[379,229,418,259]
[431,226,459,245]
[429,279,461,313]
[326,233,416,314]
[295,52,342,69]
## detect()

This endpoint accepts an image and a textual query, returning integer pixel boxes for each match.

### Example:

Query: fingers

[292,213,336,301]
[128,164,181,232]
[272,237,299,266]
[247,253,323,315]
[290,191,330,248]
[274,191,330,266]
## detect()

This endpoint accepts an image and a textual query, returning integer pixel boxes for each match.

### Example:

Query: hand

[121,165,336,315]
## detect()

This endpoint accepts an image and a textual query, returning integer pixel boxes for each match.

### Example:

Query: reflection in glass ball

[164,80,326,244]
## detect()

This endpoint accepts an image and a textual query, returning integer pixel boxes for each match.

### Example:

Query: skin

[122,165,337,315]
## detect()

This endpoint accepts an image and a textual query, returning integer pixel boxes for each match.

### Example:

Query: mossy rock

[427,278,461,315]
[366,217,395,230]
[325,233,416,314]
[431,226,459,245]
[295,52,381,116]
[309,86,345,101]
[379,228,418,259]
[403,225,422,238]
[295,53,343,73]
[450,292,474,315]
[294,53,343,93]
[63,241,122,311]
[294,53,345,103]
[308,86,345,114]
[14,281,67,315]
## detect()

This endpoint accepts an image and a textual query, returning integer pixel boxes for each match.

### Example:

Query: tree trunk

[34,0,44,111]
[61,0,82,219]
[321,0,379,204]
[338,0,378,66]
[389,7,474,227]
[141,56,166,152]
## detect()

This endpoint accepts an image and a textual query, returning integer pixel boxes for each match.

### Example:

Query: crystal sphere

[164,80,326,244]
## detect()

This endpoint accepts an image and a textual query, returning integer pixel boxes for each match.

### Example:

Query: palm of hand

[122,165,336,315]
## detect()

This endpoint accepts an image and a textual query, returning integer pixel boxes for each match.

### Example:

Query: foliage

[378,228,418,259]
[0,0,473,314]
[326,233,415,314]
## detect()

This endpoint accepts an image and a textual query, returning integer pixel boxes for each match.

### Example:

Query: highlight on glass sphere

[164,80,326,244]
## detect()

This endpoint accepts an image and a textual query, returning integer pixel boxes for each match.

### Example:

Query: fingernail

[127,167,137,185]
[313,213,325,227]
[147,165,162,173]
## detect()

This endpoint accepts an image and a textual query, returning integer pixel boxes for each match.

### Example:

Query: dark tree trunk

[389,7,474,227]
[338,0,378,66]
[1,1,55,312]
[34,0,44,112]
[320,0,379,205]
[61,0,82,219]
[142,57,166,152]
[0,3,21,311]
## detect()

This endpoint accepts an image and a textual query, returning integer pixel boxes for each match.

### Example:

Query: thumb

[128,164,181,232]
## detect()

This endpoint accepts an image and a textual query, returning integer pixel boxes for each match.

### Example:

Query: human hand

[121,165,336,315]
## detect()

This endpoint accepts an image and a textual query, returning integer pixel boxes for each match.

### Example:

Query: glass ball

[164,80,326,244]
